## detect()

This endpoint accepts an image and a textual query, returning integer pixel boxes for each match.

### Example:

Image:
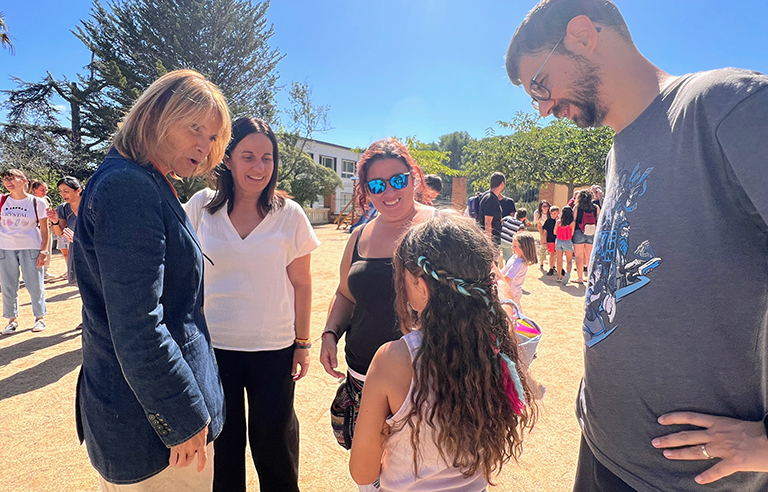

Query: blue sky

[2,0,767,149]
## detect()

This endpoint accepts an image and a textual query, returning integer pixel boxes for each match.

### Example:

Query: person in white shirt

[185,117,319,492]
[0,169,50,334]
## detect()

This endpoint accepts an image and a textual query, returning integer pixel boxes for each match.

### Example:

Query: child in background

[542,206,558,275]
[533,200,550,270]
[501,232,538,308]
[349,214,537,492]
[500,208,528,261]
[555,206,575,284]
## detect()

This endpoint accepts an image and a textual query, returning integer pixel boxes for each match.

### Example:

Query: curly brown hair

[576,189,596,211]
[393,213,538,482]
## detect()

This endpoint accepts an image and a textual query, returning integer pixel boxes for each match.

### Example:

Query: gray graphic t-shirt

[577,68,768,492]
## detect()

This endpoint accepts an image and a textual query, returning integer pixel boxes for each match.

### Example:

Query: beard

[552,55,609,128]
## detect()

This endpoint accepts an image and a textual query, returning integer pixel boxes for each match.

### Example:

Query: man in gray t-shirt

[506,1,768,491]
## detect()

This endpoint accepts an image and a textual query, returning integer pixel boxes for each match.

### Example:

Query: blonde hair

[514,232,538,266]
[112,69,231,175]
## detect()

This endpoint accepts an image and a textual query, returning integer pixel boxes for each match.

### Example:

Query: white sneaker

[2,321,18,335]
[31,319,46,332]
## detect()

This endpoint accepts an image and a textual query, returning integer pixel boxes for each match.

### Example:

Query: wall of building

[301,139,360,215]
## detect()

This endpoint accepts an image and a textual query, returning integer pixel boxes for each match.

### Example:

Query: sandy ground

[0,224,588,492]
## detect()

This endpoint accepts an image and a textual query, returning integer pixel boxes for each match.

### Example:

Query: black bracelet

[50,221,60,226]
[322,330,339,343]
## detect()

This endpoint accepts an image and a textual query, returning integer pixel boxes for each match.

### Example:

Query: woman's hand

[169,426,208,471]
[320,332,345,379]
[46,208,60,223]
[36,252,47,268]
[292,347,310,381]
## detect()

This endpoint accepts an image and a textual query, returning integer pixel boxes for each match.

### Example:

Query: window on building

[341,159,356,178]
[307,152,314,161]
[339,192,354,211]
[320,155,336,171]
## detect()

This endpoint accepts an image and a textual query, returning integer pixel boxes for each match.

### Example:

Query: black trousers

[213,346,300,492]
[573,436,637,492]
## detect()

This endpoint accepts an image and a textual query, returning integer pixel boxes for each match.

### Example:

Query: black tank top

[345,224,400,375]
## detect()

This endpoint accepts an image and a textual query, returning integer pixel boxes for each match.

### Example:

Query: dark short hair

[424,174,443,193]
[206,117,285,218]
[506,0,632,86]
[490,172,506,189]
[57,176,82,191]
[515,208,527,220]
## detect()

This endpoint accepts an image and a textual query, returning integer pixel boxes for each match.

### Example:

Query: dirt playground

[0,224,588,492]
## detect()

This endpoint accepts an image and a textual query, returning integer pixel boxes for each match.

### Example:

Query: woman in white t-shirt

[185,117,319,492]
[0,169,50,334]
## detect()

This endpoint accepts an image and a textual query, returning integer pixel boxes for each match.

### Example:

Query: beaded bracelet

[294,337,312,349]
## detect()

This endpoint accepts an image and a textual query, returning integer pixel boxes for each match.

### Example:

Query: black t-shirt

[500,197,516,217]
[542,217,556,243]
[478,191,502,244]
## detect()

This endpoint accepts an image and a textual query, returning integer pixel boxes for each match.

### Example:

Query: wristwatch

[39,251,49,256]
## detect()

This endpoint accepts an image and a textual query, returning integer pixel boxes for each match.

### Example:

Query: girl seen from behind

[555,206,575,284]
[350,214,537,491]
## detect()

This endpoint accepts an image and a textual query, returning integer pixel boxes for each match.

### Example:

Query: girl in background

[501,232,538,309]
[542,206,558,276]
[533,200,550,270]
[0,169,50,334]
[555,206,575,284]
[349,214,537,491]
[30,180,55,280]
[572,189,600,284]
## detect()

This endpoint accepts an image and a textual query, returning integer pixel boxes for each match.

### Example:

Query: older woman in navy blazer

[73,70,230,490]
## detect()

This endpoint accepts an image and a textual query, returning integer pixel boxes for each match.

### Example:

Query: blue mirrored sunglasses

[366,172,410,194]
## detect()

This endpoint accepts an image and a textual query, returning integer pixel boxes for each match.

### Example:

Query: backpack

[467,191,484,220]
[579,208,597,235]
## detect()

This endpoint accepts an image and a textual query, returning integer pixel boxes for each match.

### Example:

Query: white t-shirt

[0,195,47,250]
[184,188,320,351]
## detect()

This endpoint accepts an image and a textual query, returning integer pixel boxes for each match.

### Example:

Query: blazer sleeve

[87,171,210,447]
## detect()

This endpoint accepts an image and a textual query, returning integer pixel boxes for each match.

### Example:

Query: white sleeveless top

[378,330,488,492]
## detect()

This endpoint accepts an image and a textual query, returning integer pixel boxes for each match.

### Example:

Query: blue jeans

[0,249,46,318]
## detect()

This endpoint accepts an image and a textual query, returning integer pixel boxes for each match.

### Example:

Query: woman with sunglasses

[320,138,432,449]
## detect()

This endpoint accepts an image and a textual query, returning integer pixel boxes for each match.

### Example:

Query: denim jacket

[73,148,225,484]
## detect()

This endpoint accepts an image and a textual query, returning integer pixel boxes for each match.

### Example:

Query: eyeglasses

[366,172,410,195]
[530,28,600,110]
[529,36,563,110]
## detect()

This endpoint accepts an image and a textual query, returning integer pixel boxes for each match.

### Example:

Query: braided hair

[393,213,538,483]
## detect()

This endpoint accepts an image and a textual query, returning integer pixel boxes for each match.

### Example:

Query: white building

[301,138,360,215]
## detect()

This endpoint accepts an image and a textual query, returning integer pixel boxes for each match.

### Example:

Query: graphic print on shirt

[583,164,661,347]
[3,205,33,228]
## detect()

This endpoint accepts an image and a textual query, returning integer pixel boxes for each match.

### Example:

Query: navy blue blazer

[74,148,224,484]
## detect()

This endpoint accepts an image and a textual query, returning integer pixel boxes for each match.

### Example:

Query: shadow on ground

[0,346,82,401]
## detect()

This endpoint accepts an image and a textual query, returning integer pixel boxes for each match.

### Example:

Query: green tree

[464,113,612,196]
[276,82,341,207]
[0,11,13,55]
[2,0,284,186]
[75,0,283,120]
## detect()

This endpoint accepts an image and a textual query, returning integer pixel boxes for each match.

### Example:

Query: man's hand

[169,426,208,472]
[653,412,768,484]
